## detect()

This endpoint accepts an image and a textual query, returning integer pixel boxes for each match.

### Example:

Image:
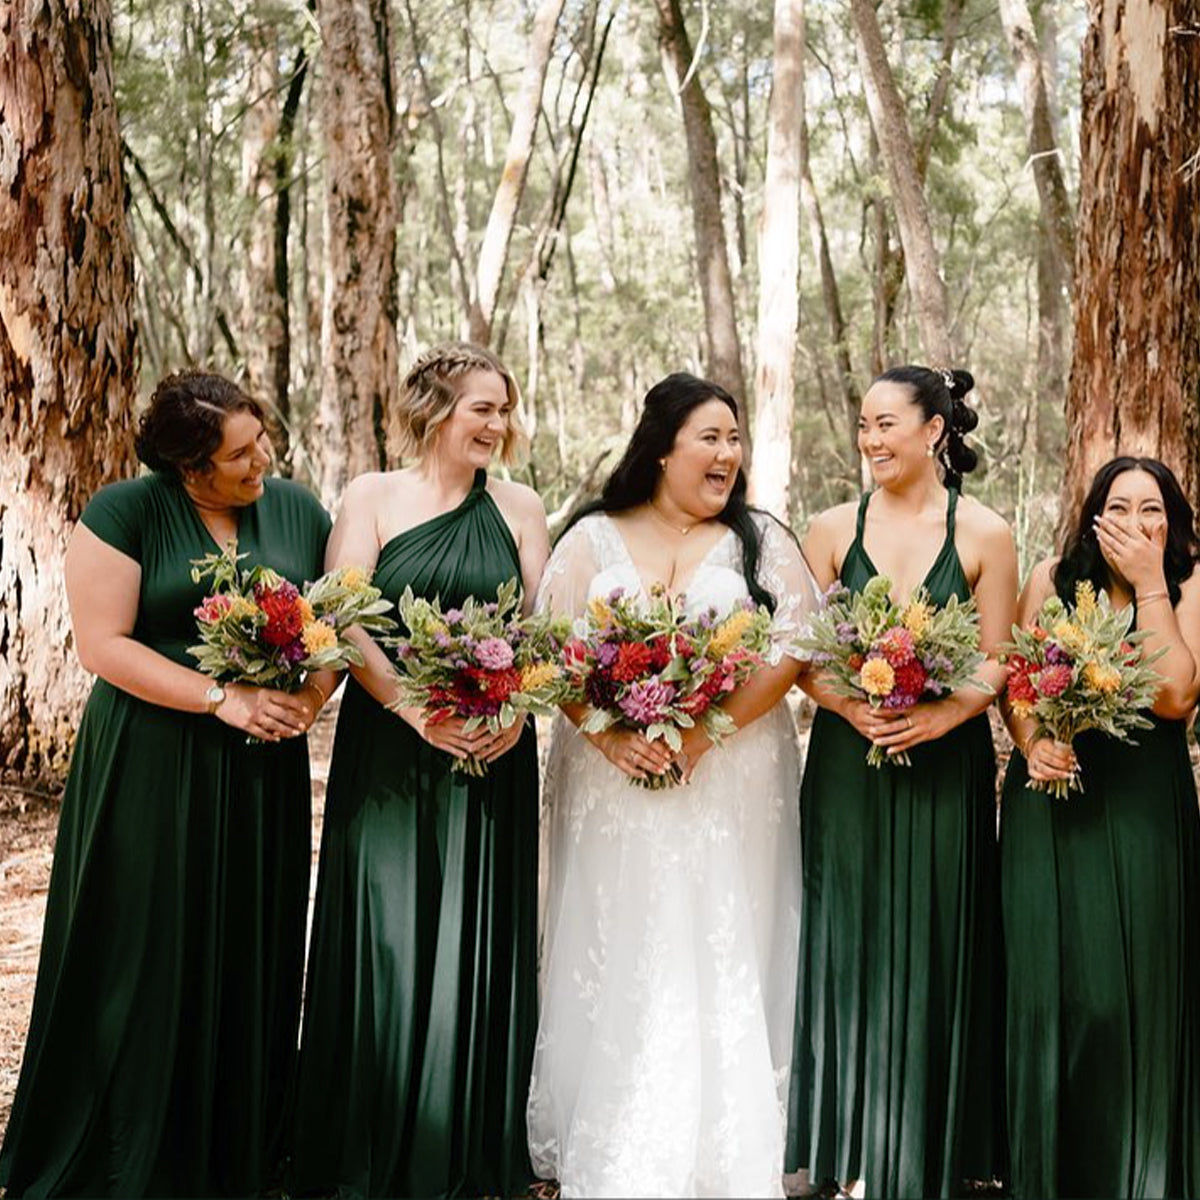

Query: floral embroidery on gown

[527,513,818,1199]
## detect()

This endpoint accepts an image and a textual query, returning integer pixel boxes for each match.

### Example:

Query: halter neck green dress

[787,488,1002,1198]
[0,473,330,1198]
[1000,592,1200,1198]
[290,470,538,1199]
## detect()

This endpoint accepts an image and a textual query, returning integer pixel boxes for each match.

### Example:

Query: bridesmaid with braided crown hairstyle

[787,366,1017,1198]
[290,343,549,1198]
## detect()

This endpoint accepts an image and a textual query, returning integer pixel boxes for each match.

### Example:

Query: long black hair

[563,372,784,612]
[876,365,980,490]
[1054,456,1200,606]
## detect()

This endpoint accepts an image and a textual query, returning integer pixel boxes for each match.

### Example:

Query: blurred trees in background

[5,0,1200,781]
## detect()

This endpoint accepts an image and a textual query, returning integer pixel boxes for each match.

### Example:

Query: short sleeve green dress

[786,488,1003,1199]
[0,472,330,1198]
[290,469,538,1199]
[1000,590,1200,1198]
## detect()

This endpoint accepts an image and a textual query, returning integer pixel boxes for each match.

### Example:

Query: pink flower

[473,636,515,670]
[617,677,677,727]
[877,627,916,667]
[195,594,232,623]
[1035,663,1073,697]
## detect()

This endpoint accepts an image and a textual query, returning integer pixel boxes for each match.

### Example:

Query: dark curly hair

[562,372,789,613]
[876,365,980,490]
[1054,457,1200,607]
[134,370,265,478]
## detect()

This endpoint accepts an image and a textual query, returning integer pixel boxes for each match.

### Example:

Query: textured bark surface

[469,0,565,347]
[654,0,751,456]
[1062,0,1200,519]
[750,0,803,520]
[850,0,953,366]
[313,0,399,504]
[0,0,138,783]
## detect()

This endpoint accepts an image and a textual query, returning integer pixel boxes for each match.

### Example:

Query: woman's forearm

[83,635,215,713]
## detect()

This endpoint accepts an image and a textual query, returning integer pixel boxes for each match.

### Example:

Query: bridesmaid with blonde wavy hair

[290,342,549,1198]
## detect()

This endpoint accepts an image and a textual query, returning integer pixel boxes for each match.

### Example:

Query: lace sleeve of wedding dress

[535,517,602,622]
[755,513,821,664]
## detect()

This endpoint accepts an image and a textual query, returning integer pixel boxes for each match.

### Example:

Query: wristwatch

[205,684,227,715]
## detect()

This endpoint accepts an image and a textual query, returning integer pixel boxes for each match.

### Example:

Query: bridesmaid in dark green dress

[1000,457,1200,1199]
[291,343,550,1198]
[787,367,1017,1198]
[0,372,332,1197]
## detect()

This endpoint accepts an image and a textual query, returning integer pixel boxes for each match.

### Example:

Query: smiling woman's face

[656,397,743,519]
[432,368,513,469]
[857,380,942,487]
[200,409,272,506]
[1100,467,1169,546]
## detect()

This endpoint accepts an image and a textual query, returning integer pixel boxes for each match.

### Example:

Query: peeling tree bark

[654,0,751,457]
[1062,0,1200,518]
[0,0,138,783]
[750,0,803,521]
[313,0,399,503]
[468,0,565,347]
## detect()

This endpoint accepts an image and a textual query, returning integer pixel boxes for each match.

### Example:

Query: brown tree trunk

[468,0,566,346]
[0,0,138,783]
[654,0,751,458]
[750,0,804,520]
[239,27,285,445]
[998,0,1076,285]
[313,0,399,504]
[1062,2,1200,519]
[851,0,953,365]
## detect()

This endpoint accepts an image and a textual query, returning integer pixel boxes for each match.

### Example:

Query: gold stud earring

[926,444,936,458]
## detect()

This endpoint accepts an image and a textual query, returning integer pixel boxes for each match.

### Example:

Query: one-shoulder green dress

[1001,609,1200,1198]
[291,470,538,1199]
[787,488,1002,1198]
[0,473,330,1198]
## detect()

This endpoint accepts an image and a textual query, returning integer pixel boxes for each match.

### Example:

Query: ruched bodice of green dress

[1001,668,1200,1197]
[0,473,330,1198]
[290,469,538,1199]
[787,487,1003,1198]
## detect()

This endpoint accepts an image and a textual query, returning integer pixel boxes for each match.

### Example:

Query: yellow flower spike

[901,600,933,639]
[707,610,754,659]
[588,597,612,627]
[227,596,259,621]
[860,657,895,697]
[520,661,560,692]
[1082,660,1121,694]
[1074,581,1097,619]
[340,566,370,590]
[302,622,338,655]
[296,597,315,624]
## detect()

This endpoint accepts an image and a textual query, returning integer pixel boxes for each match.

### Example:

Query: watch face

[207,685,226,703]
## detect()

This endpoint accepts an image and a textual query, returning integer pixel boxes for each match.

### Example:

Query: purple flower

[282,639,307,664]
[1045,643,1069,665]
[483,603,498,616]
[474,636,515,670]
[596,641,619,667]
[445,608,463,624]
[617,677,677,727]
[882,690,919,710]
[433,631,451,649]
[835,621,858,644]
[810,651,835,665]
[453,658,468,669]
[607,587,626,603]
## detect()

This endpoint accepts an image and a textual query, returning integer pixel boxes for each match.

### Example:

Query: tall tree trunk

[850,0,953,365]
[750,0,804,520]
[997,0,1076,283]
[468,0,565,346]
[654,0,751,458]
[0,0,138,783]
[1062,1,1200,518]
[239,27,284,441]
[313,0,399,504]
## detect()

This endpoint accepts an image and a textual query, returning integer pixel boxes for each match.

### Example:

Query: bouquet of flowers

[799,575,990,767]
[562,584,773,789]
[1001,581,1164,798]
[389,578,571,776]
[189,544,396,693]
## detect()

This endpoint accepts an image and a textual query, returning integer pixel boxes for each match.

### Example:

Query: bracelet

[301,681,324,711]
[1136,589,1170,606]
[1020,733,1042,758]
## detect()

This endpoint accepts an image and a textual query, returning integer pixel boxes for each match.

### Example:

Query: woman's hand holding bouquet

[389,578,570,776]
[799,575,990,766]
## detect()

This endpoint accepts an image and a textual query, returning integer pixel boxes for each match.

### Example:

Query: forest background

[1,0,1198,786]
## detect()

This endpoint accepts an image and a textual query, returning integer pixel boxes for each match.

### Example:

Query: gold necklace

[648,502,700,536]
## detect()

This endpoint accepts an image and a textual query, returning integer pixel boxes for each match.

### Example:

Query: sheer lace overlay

[528,514,818,1198]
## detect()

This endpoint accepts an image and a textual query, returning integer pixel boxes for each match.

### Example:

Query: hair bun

[945,367,975,401]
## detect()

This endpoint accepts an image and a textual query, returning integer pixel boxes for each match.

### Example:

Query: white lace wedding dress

[527,513,818,1198]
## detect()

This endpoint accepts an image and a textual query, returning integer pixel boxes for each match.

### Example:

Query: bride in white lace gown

[527,374,818,1198]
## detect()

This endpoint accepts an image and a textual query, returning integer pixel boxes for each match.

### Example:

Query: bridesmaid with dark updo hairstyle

[787,365,1017,1199]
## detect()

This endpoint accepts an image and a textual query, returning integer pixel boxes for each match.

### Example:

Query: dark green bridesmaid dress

[0,473,330,1198]
[787,487,1002,1198]
[291,469,538,1199]
[1001,615,1200,1198]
